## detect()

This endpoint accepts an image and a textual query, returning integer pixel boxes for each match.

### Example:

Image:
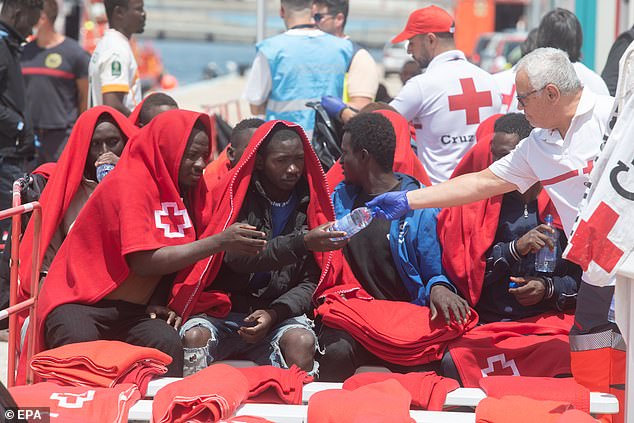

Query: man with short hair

[318,112,469,381]
[400,60,421,86]
[326,6,501,184]
[368,48,622,421]
[21,0,90,163]
[180,122,346,376]
[88,0,146,116]
[0,0,43,238]
[312,0,379,115]
[537,8,609,96]
[203,118,265,191]
[243,0,352,138]
[130,92,178,127]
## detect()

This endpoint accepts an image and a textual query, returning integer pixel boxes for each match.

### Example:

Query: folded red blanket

[238,365,313,404]
[342,371,459,411]
[448,313,573,387]
[30,340,170,395]
[317,295,477,365]
[475,395,574,423]
[557,409,599,422]
[479,376,590,412]
[152,363,249,423]
[307,379,415,423]
[9,382,140,423]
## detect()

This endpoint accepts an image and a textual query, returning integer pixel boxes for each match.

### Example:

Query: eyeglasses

[516,87,545,107]
[314,12,335,23]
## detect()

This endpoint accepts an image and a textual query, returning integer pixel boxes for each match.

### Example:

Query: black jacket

[601,26,634,97]
[211,175,320,324]
[0,20,33,158]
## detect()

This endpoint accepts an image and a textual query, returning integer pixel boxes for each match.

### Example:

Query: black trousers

[34,127,71,164]
[45,300,184,377]
[317,326,440,382]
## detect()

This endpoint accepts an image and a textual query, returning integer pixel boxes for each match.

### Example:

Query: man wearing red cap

[389,5,501,184]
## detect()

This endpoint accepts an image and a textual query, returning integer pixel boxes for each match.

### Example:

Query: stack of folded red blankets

[317,294,478,365]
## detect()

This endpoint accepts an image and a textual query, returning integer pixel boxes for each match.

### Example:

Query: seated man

[203,117,265,190]
[19,106,137,303]
[26,110,267,378]
[128,92,179,127]
[318,113,470,382]
[439,113,581,323]
[180,122,346,376]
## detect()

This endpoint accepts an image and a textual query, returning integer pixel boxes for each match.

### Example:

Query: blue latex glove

[321,95,347,118]
[366,190,412,220]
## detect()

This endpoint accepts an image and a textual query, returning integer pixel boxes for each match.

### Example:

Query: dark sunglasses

[314,12,335,23]
[516,87,545,107]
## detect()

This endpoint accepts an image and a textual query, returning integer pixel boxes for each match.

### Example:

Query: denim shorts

[180,312,319,374]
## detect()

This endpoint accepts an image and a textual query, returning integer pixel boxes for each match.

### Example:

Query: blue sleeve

[412,208,456,297]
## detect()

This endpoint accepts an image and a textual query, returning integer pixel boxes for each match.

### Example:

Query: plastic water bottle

[96,163,115,182]
[535,214,558,272]
[328,207,374,241]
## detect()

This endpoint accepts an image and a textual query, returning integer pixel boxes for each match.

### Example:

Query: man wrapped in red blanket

[19,110,266,381]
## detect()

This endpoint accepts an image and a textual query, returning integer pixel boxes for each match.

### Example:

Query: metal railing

[0,178,42,386]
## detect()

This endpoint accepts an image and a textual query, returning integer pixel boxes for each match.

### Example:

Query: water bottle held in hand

[328,207,373,241]
[96,163,115,183]
[535,214,558,273]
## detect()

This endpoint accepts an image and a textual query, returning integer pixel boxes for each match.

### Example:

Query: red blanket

[325,110,431,192]
[238,365,312,405]
[152,363,249,423]
[317,292,477,366]
[18,106,137,301]
[203,147,231,191]
[475,395,576,423]
[307,379,415,423]
[437,114,561,306]
[169,120,337,321]
[479,376,590,412]
[448,313,573,387]
[29,340,170,395]
[20,110,211,382]
[10,382,140,423]
[342,371,459,411]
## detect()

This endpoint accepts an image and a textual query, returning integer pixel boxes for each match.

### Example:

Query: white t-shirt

[390,50,502,184]
[573,62,610,96]
[88,29,142,111]
[492,66,520,113]
[489,88,614,236]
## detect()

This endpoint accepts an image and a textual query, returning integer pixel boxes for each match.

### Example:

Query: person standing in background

[88,0,145,116]
[243,0,352,138]
[21,0,90,164]
[536,8,610,96]
[313,0,379,120]
[0,0,43,242]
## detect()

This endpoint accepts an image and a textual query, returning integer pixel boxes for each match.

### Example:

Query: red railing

[1,178,42,386]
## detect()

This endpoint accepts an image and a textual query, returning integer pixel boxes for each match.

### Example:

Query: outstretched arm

[126,223,266,277]
[368,169,517,220]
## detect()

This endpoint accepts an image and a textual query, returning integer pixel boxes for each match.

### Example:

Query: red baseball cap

[391,5,455,44]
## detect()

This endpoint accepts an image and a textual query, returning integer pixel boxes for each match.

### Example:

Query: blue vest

[257,31,352,136]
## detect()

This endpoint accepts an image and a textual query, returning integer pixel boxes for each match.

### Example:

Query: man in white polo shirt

[389,6,501,184]
[88,0,145,116]
[367,48,623,422]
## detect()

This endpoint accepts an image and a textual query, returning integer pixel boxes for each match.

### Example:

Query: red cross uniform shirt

[390,50,502,184]
[492,67,519,114]
[489,89,613,238]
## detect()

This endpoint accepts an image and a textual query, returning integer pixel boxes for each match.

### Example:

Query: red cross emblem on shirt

[154,202,193,239]
[566,202,624,273]
[501,84,516,110]
[448,78,493,125]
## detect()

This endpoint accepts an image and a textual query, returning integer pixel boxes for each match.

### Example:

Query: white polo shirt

[492,66,520,113]
[489,88,614,236]
[88,29,142,111]
[390,50,502,184]
[573,62,610,96]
